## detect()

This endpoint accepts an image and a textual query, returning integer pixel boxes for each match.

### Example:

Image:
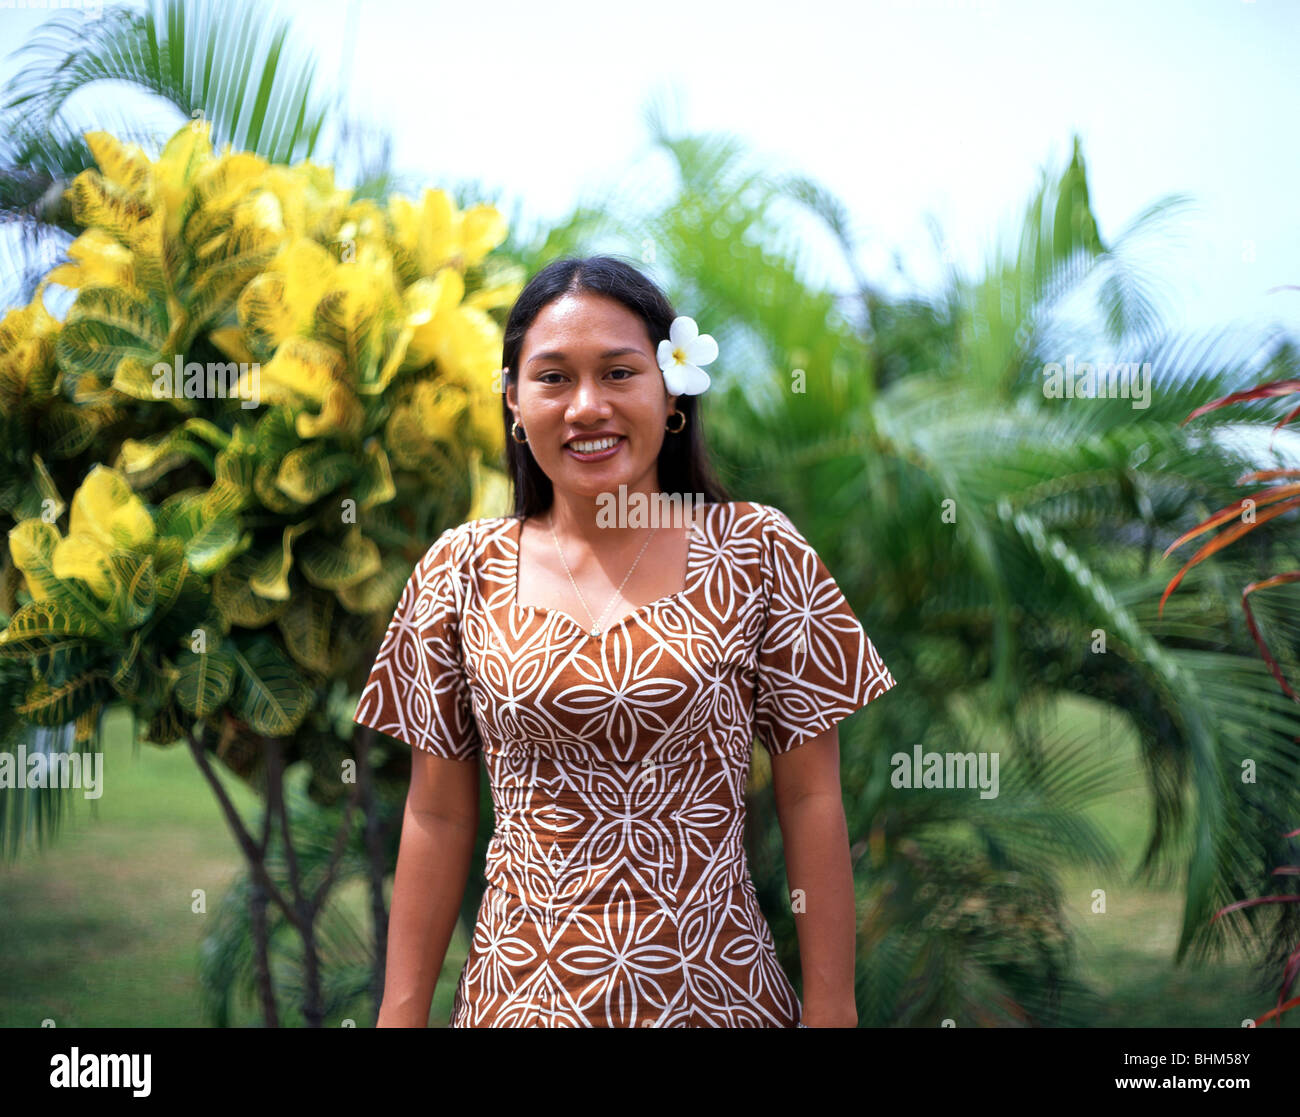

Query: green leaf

[230,633,310,736]
[106,550,156,628]
[0,599,105,680]
[296,528,380,591]
[212,551,287,628]
[116,428,213,488]
[55,286,167,386]
[0,598,112,651]
[336,553,412,615]
[252,405,299,459]
[18,671,110,727]
[275,441,354,504]
[40,402,100,460]
[157,490,249,574]
[0,0,332,166]
[151,548,214,646]
[110,629,144,698]
[141,698,187,745]
[253,460,307,514]
[353,440,396,510]
[202,429,258,517]
[174,640,236,716]
[276,588,332,674]
[247,523,308,600]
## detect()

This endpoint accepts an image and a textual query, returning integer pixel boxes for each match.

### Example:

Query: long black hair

[500,255,731,518]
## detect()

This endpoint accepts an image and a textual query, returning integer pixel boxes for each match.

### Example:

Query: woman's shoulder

[648,499,793,556]
[693,501,797,581]
[704,499,793,541]
[415,515,516,578]
[713,502,826,584]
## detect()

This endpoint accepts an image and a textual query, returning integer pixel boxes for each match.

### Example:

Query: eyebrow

[526,347,646,365]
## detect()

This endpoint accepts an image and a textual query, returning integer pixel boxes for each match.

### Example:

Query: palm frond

[2,0,330,165]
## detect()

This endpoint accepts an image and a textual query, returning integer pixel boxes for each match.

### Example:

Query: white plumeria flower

[657,316,718,396]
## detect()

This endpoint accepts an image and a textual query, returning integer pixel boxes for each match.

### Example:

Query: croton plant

[0,121,517,794]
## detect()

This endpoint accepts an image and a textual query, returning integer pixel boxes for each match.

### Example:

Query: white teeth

[568,436,621,453]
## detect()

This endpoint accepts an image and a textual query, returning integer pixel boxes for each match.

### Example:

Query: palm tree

[0,0,399,310]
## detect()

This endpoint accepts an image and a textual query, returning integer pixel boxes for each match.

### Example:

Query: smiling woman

[355,255,898,1028]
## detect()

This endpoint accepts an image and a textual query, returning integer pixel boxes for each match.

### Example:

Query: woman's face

[507,291,678,504]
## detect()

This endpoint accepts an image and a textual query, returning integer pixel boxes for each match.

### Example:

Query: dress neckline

[508,507,708,639]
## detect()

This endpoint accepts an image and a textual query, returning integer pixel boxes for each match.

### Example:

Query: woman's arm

[376,750,480,1027]
[770,725,859,1028]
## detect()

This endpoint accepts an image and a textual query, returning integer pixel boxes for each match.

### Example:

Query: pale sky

[3,0,1298,342]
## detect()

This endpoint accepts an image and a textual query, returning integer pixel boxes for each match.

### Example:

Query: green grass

[0,706,468,1027]
[0,700,1291,1026]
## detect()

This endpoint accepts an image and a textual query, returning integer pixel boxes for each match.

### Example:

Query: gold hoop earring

[511,419,528,444]
[666,411,686,434]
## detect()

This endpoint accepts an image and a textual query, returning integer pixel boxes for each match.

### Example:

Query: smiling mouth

[565,435,625,453]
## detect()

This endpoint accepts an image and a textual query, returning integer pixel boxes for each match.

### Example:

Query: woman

[355,255,897,1027]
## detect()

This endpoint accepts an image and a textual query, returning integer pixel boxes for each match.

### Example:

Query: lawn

[0,706,467,1027]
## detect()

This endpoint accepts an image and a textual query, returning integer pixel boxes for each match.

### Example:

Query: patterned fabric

[354,500,897,1027]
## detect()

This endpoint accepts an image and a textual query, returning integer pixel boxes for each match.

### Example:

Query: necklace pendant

[590,625,601,638]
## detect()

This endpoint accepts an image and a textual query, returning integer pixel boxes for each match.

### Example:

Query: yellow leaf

[264,163,349,241]
[402,268,464,371]
[432,303,502,385]
[470,384,507,460]
[209,326,256,365]
[413,379,466,442]
[84,131,154,193]
[8,520,62,601]
[52,533,115,600]
[68,464,156,551]
[0,293,59,351]
[249,523,309,600]
[296,380,364,439]
[402,189,458,275]
[238,237,336,353]
[252,336,345,405]
[462,275,524,312]
[66,170,165,274]
[47,228,134,291]
[155,122,215,237]
[116,431,188,480]
[459,204,507,267]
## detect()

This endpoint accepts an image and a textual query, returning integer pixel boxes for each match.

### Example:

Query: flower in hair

[657,316,717,396]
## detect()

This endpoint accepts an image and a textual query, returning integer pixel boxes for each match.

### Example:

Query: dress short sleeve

[753,504,897,755]
[353,526,481,761]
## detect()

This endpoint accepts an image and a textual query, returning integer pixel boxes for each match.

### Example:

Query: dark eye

[538,368,635,384]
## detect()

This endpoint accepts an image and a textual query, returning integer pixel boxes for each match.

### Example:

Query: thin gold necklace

[546,514,658,638]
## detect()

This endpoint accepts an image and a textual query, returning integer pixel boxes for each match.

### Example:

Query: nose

[567,376,612,422]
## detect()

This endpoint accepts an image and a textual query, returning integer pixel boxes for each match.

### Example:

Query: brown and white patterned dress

[354,499,896,1027]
